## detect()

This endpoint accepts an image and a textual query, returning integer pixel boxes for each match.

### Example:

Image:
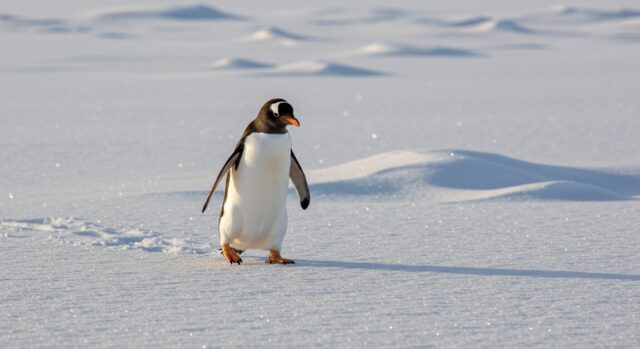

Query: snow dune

[212,58,274,70]
[312,7,409,26]
[244,26,317,45]
[356,42,482,57]
[89,3,243,22]
[436,16,494,28]
[0,13,89,34]
[307,150,640,202]
[549,5,640,22]
[264,60,384,77]
[416,15,537,34]
[468,18,537,34]
[0,13,66,27]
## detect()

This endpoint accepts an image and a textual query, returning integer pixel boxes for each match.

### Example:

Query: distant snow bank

[88,3,243,22]
[267,60,384,76]
[212,58,274,70]
[355,42,482,57]
[211,59,385,77]
[307,150,640,202]
[243,26,317,45]
[0,217,211,254]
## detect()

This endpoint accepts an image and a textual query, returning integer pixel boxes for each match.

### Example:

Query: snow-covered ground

[1,1,640,347]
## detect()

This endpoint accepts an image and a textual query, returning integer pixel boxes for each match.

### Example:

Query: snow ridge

[266,60,384,76]
[356,42,482,57]
[212,57,274,70]
[307,150,640,202]
[90,3,243,22]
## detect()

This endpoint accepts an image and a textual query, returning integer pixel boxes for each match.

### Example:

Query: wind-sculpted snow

[264,60,385,77]
[0,13,66,28]
[212,58,274,70]
[89,4,243,22]
[311,7,410,26]
[212,58,384,76]
[0,217,211,254]
[417,16,537,34]
[307,150,640,202]
[243,26,320,46]
[468,19,538,34]
[355,43,483,58]
[547,5,640,22]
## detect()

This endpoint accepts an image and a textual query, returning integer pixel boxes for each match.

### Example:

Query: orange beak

[283,115,300,127]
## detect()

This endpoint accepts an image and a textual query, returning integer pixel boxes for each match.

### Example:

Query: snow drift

[90,4,243,22]
[212,58,274,70]
[356,42,482,57]
[307,150,640,202]
[265,60,384,77]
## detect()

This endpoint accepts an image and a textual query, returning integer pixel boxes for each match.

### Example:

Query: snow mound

[470,19,536,34]
[307,150,640,202]
[0,13,66,28]
[90,3,242,22]
[356,42,482,57]
[0,217,211,254]
[417,16,538,35]
[442,16,494,27]
[313,7,409,26]
[550,5,640,21]
[212,58,274,70]
[266,60,384,76]
[247,26,312,41]
[243,26,317,46]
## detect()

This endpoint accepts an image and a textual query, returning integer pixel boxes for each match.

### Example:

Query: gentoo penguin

[201,98,310,265]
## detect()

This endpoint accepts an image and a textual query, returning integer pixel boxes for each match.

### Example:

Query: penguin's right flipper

[201,145,244,213]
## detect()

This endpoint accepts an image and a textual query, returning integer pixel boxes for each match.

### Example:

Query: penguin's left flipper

[290,150,310,209]
[202,144,244,213]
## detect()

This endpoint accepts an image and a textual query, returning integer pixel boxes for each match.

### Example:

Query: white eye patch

[270,101,286,117]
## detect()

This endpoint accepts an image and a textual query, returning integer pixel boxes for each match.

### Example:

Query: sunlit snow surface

[1,1,640,348]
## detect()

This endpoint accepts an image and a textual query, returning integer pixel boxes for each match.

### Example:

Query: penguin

[201,98,310,265]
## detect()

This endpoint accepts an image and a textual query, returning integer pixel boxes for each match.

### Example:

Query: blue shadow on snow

[297,259,640,281]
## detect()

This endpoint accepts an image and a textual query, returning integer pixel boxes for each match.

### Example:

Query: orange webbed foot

[222,244,243,265]
[266,250,295,264]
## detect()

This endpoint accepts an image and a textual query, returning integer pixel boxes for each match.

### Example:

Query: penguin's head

[257,98,300,131]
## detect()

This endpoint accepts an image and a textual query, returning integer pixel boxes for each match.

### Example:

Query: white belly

[219,132,291,251]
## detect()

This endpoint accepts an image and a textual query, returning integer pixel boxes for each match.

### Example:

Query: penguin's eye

[270,101,285,118]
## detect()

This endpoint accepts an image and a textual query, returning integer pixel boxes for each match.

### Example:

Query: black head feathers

[252,98,300,133]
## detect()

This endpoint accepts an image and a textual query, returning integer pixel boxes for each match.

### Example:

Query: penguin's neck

[250,118,288,134]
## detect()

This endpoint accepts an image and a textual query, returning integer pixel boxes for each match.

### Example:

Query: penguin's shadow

[295,259,640,281]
